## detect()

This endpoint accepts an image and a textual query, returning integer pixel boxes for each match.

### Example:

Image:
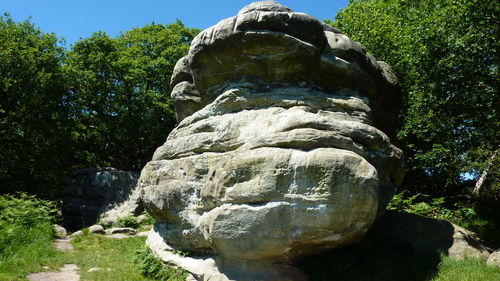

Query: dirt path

[27,230,80,281]
[53,237,74,251]
[27,264,80,281]
[26,228,151,281]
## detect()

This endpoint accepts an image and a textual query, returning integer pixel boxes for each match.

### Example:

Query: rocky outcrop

[372,211,492,260]
[140,1,404,280]
[63,167,142,230]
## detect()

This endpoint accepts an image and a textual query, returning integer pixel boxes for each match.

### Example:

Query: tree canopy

[0,14,70,197]
[65,21,198,171]
[331,0,499,198]
[1,1,498,200]
[0,14,199,198]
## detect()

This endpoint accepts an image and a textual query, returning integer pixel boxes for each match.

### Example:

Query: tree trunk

[473,146,499,194]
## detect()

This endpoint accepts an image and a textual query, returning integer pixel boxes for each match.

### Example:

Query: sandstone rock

[487,250,500,267]
[88,224,105,234]
[70,230,83,237]
[105,227,136,235]
[62,167,142,230]
[105,234,130,239]
[53,224,67,238]
[140,1,404,280]
[372,211,492,260]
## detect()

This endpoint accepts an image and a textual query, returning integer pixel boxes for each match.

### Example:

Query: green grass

[0,193,185,281]
[65,234,158,281]
[0,193,62,281]
[0,232,188,281]
[1,193,498,281]
[0,224,64,281]
[433,257,500,281]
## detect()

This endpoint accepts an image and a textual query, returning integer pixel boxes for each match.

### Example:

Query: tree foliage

[0,15,198,198]
[65,21,198,171]
[0,14,70,197]
[332,0,499,196]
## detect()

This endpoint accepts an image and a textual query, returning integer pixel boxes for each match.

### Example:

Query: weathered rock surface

[105,227,136,235]
[53,224,68,238]
[372,211,492,260]
[487,250,500,267]
[62,167,142,230]
[140,1,404,280]
[88,224,105,234]
[70,230,83,237]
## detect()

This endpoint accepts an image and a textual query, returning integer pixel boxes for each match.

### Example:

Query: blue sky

[2,0,349,47]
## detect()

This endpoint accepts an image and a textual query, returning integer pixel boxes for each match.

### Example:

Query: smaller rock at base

[53,224,67,237]
[106,233,129,239]
[88,225,105,234]
[105,227,136,235]
[88,267,101,273]
[87,267,111,272]
[70,230,83,237]
[487,250,500,267]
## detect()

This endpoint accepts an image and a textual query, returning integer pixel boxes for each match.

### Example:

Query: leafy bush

[139,212,155,226]
[134,247,188,281]
[0,192,59,254]
[388,191,476,222]
[116,216,139,229]
[0,193,60,278]
[0,192,58,226]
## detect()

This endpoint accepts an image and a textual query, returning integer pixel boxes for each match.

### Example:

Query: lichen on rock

[139,1,405,280]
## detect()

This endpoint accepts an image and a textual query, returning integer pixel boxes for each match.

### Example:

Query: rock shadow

[298,237,442,281]
[62,167,141,231]
[298,211,458,281]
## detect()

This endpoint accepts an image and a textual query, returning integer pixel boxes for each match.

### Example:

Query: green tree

[0,14,71,197]
[65,21,199,171]
[331,0,499,197]
[1,16,198,198]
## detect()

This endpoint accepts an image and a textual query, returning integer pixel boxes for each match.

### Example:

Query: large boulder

[140,1,404,280]
[63,167,142,230]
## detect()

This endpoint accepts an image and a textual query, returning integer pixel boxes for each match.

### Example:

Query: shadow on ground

[297,235,442,281]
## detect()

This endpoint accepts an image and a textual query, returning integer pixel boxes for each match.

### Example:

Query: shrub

[139,212,155,226]
[134,247,188,281]
[387,191,476,222]
[0,193,59,255]
[115,216,139,228]
[0,193,60,278]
